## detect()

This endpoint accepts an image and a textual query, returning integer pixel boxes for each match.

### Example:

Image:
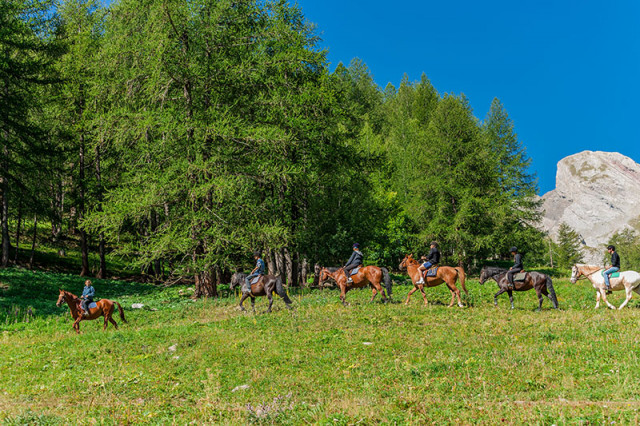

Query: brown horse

[56,289,127,334]
[479,266,559,310]
[318,266,392,306]
[399,254,467,307]
[230,273,293,313]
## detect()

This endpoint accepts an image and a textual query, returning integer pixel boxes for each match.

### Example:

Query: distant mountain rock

[540,151,640,263]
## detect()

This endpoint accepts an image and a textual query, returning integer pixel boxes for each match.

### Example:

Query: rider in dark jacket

[506,247,523,289]
[344,243,363,283]
[603,245,620,291]
[417,242,440,284]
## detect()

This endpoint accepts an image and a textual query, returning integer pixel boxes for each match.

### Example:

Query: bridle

[572,265,601,281]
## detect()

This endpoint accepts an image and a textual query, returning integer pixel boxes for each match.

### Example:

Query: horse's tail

[275,276,293,305]
[545,276,559,309]
[381,267,392,297]
[455,267,468,296]
[116,301,127,323]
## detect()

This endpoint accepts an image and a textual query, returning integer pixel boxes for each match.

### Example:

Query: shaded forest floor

[2,267,640,424]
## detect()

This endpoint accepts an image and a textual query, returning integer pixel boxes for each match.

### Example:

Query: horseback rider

[604,244,620,292]
[417,241,440,284]
[244,250,265,294]
[80,279,95,318]
[344,243,363,283]
[506,247,523,289]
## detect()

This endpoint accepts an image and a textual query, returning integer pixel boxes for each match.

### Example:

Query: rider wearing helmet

[344,243,363,283]
[603,245,620,291]
[506,247,523,289]
[244,250,265,294]
[417,241,440,284]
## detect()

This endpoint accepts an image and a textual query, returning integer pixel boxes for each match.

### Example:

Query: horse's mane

[62,289,79,299]
[482,266,508,274]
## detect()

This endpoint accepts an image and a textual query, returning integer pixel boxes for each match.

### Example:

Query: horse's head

[478,267,489,285]
[56,289,70,307]
[319,268,332,283]
[230,273,244,290]
[399,254,415,270]
[570,264,581,283]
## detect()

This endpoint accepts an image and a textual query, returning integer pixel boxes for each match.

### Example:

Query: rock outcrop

[541,151,640,262]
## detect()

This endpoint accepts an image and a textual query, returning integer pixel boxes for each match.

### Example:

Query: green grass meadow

[2,268,640,424]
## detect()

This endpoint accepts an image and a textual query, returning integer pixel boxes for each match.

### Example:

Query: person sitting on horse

[344,243,363,283]
[80,279,95,318]
[604,244,620,291]
[244,250,265,294]
[417,241,440,284]
[506,247,523,289]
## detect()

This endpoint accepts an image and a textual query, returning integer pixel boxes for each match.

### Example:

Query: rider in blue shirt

[244,251,266,294]
[80,279,95,317]
[604,245,620,291]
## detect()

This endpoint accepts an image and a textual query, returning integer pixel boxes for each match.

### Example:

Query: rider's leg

[417,262,431,284]
[603,267,619,290]
[345,265,356,283]
[244,273,258,294]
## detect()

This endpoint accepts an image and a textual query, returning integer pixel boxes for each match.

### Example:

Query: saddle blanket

[514,272,527,281]
[78,301,97,310]
[426,266,438,277]
[349,267,361,276]
[601,270,621,278]
[250,275,262,285]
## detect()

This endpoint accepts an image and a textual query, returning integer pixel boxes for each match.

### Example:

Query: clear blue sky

[296,0,640,195]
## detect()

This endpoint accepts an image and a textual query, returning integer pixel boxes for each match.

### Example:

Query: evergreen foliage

[555,222,584,268]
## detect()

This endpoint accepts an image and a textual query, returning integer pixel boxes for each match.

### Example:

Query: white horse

[570,264,640,309]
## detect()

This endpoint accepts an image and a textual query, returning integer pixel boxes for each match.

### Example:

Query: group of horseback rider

[235,241,622,295]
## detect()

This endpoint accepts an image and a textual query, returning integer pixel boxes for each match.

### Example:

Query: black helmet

[509,247,518,253]
[430,241,438,247]
[253,250,262,257]
[607,245,615,251]
[353,243,360,249]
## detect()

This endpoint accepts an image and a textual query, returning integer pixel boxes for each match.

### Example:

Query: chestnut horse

[56,289,127,334]
[399,254,467,307]
[319,266,392,305]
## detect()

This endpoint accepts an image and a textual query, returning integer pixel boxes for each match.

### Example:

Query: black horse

[230,272,293,313]
[479,266,559,310]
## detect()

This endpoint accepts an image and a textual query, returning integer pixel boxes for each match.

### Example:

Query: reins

[574,266,602,281]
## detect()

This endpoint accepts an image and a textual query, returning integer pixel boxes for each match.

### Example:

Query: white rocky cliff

[541,151,640,261]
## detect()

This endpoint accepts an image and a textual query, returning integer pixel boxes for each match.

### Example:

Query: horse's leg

[535,288,544,311]
[104,314,109,331]
[369,285,378,303]
[418,285,429,306]
[340,288,348,306]
[595,290,601,309]
[73,317,81,334]
[251,297,256,313]
[600,288,617,310]
[507,290,514,309]
[109,316,118,330]
[405,286,418,305]
[493,288,506,307]
[618,286,634,310]
[238,293,249,311]
[266,289,274,313]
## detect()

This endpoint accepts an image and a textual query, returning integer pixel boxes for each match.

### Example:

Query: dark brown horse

[399,254,467,307]
[479,266,559,310]
[56,289,127,334]
[318,266,392,305]
[230,273,293,313]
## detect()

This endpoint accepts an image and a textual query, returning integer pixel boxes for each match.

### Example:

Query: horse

[56,289,127,334]
[570,263,640,309]
[318,265,392,306]
[479,266,559,310]
[314,264,340,288]
[399,254,467,307]
[230,272,293,313]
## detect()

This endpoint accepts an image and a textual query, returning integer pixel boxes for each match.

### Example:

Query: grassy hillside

[1,268,640,424]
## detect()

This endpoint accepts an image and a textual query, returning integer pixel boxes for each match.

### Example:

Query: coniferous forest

[1,0,545,296]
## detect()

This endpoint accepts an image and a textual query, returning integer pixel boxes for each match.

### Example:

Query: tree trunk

[1,145,9,267]
[50,178,63,241]
[266,248,276,275]
[78,133,90,276]
[95,144,106,279]
[284,247,294,286]
[29,215,37,269]
[274,248,285,278]
[299,256,308,287]
[14,205,21,263]
[194,268,218,298]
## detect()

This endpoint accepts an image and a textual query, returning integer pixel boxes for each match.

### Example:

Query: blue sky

[296,0,640,194]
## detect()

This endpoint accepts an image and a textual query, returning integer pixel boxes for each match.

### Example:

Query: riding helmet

[253,250,262,257]
[353,243,360,249]
[607,245,615,251]
[509,247,518,253]
[430,241,438,247]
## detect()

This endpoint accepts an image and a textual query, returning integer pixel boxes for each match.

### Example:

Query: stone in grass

[131,303,144,309]
[168,344,177,352]
[362,342,373,346]
[232,384,250,392]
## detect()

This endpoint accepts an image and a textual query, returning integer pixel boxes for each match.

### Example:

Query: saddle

[422,266,438,278]
[250,275,263,285]
[76,300,98,311]
[601,270,621,279]
[349,267,361,276]
[513,272,527,282]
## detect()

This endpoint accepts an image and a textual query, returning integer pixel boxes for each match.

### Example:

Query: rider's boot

[347,277,353,283]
